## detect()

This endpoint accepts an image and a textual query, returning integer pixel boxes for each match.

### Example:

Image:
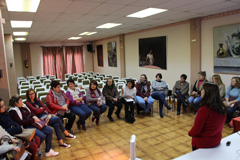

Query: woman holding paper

[121,79,136,123]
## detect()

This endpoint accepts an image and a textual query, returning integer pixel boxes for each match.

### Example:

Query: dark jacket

[0,113,22,135]
[46,90,70,114]
[172,80,189,99]
[102,85,119,101]
[25,99,50,117]
[136,81,151,98]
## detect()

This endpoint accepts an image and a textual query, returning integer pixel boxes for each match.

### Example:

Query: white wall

[201,13,240,87]
[13,43,23,78]
[93,36,121,76]
[125,23,191,89]
[30,44,43,76]
[83,45,93,72]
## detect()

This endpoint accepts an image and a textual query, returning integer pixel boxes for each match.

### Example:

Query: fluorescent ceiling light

[79,32,97,36]
[96,23,122,29]
[127,8,167,18]
[6,0,41,12]
[68,37,82,40]
[13,32,28,36]
[10,21,32,28]
[15,37,26,41]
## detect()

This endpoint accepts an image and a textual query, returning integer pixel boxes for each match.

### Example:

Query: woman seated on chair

[188,83,227,150]
[66,79,92,130]
[151,73,171,118]
[121,79,136,123]
[46,80,76,133]
[0,98,40,160]
[212,74,225,99]
[25,88,75,149]
[225,77,240,123]
[86,80,107,125]
[8,95,59,157]
[135,74,154,116]
[188,71,207,111]
[103,78,122,122]
[172,74,189,115]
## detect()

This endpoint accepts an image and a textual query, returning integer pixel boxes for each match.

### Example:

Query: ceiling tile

[54,14,83,22]
[87,3,125,16]
[34,13,60,22]
[63,1,101,14]
[156,0,201,10]
[9,12,35,21]
[37,0,73,13]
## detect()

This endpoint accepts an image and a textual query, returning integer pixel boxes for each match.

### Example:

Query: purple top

[66,90,85,107]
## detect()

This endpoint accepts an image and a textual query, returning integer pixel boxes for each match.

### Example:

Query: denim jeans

[106,100,122,117]
[135,96,154,113]
[48,116,66,140]
[88,104,107,120]
[35,126,53,152]
[175,90,187,113]
[226,105,238,123]
[70,104,92,125]
[188,96,201,111]
[151,92,169,114]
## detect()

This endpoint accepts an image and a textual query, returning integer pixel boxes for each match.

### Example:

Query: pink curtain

[65,46,84,74]
[42,47,64,80]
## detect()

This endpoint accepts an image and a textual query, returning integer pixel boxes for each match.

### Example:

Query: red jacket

[25,99,50,116]
[136,81,151,98]
[46,90,70,114]
[188,105,226,149]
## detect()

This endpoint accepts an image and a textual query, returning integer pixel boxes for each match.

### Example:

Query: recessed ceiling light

[79,32,97,35]
[96,23,122,29]
[68,37,82,40]
[10,21,32,28]
[15,37,26,41]
[127,8,167,18]
[13,32,28,36]
[6,0,40,12]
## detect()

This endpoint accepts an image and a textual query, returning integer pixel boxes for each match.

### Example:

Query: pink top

[198,80,203,90]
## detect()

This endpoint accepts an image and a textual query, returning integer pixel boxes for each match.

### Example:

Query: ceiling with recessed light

[1,0,240,43]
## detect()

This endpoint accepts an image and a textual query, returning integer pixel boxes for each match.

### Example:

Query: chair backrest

[40,95,47,104]
[82,79,90,86]
[37,91,48,99]
[21,82,30,86]
[46,83,51,90]
[29,79,36,84]
[113,76,119,80]
[78,74,83,78]
[60,82,66,87]
[17,77,25,81]
[20,89,28,95]
[81,72,87,75]
[73,76,78,81]
[43,80,51,86]
[50,76,56,81]
[69,75,73,80]
[104,77,109,80]
[35,87,45,93]
[102,80,107,84]
[32,81,41,85]
[73,73,79,77]
[105,75,113,78]
[21,94,26,100]
[63,84,68,91]
[88,77,94,81]
[18,80,26,85]
[33,84,42,90]
[99,74,105,77]
[95,78,101,82]
[40,78,47,83]
[45,75,50,79]
[35,75,41,80]
[77,78,84,83]
[118,80,127,84]
[54,79,61,82]
[20,85,29,90]
[117,83,125,90]
[98,82,104,89]
[79,89,86,95]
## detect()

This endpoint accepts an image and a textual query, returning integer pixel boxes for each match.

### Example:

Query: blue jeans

[34,126,53,152]
[188,96,201,111]
[57,111,76,131]
[175,90,187,113]
[88,104,107,120]
[151,92,169,114]
[48,116,66,141]
[70,104,92,125]
[226,105,238,123]
[135,96,154,113]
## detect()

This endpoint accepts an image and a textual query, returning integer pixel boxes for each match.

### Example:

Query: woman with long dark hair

[188,83,227,150]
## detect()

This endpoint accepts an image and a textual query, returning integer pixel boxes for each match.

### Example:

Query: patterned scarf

[138,80,148,96]
[67,87,80,100]
[52,90,65,106]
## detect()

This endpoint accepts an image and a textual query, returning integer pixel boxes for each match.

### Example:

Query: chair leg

[89,112,92,128]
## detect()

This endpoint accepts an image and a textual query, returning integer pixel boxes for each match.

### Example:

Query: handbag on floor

[15,128,36,142]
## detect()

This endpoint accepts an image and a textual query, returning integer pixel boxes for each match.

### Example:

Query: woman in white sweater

[121,79,136,123]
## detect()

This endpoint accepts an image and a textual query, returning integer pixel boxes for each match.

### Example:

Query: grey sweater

[86,89,105,106]
[172,80,189,99]
[0,126,15,156]
[151,80,168,95]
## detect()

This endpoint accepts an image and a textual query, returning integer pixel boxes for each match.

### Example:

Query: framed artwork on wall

[139,36,167,70]
[107,41,117,67]
[213,23,240,74]
[97,45,103,67]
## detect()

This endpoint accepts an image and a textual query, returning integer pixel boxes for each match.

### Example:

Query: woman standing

[188,83,227,150]
[86,80,107,125]
[121,79,136,123]
[212,74,225,99]
[225,77,240,123]
[151,73,171,118]
[8,95,59,157]
[66,79,92,130]
[135,74,154,115]
[25,89,75,148]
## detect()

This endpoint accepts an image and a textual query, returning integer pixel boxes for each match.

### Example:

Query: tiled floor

[41,102,232,160]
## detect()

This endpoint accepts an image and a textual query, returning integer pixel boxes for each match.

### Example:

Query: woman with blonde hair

[212,74,225,98]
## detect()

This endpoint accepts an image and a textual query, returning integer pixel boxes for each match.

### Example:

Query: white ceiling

[1,0,240,43]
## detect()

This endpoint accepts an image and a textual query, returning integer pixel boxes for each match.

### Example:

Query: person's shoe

[82,124,87,130]
[107,115,114,122]
[96,119,99,125]
[177,111,180,115]
[45,149,59,157]
[65,133,76,139]
[92,116,96,122]
[115,112,120,119]
[160,112,164,118]
[166,106,172,110]
[59,143,71,148]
